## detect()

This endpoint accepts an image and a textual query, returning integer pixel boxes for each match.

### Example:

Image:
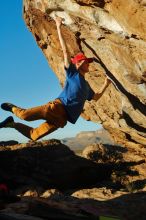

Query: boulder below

[0,139,146,219]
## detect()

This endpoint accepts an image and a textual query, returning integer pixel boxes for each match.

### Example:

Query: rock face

[23,0,146,147]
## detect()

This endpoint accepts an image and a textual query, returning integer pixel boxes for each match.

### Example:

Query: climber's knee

[13,108,33,121]
[30,123,57,141]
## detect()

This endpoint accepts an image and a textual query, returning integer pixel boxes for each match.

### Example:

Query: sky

[0,0,101,142]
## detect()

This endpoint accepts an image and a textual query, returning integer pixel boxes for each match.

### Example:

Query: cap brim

[71,57,93,64]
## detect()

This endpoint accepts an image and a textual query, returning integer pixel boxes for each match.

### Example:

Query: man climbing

[0,17,110,141]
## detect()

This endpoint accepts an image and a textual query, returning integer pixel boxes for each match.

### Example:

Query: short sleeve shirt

[58,64,94,124]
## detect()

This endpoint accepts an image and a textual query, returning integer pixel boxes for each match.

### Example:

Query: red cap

[71,53,93,64]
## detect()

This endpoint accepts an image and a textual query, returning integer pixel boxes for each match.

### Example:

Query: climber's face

[76,60,89,75]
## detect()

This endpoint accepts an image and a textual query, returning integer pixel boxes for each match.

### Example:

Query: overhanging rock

[23,0,146,147]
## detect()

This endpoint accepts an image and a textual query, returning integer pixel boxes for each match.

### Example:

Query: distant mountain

[61,129,114,151]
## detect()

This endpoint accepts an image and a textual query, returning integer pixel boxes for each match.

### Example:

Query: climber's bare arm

[55,16,70,68]
[93,77,111,101]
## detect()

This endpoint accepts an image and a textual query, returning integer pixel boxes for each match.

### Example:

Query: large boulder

[23,0,146,147]
[0,140,144,191]
[0,140,119,190]
[0,140,146,219]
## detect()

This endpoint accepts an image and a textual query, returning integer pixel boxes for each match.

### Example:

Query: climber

[0,16,110,141]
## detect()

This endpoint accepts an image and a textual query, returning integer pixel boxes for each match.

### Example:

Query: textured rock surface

[23,0,146,147]
[0,140,146,219]
[0,140,119,190]
[1,139,141,190]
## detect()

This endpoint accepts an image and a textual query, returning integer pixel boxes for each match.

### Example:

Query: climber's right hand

[54,16,64,28]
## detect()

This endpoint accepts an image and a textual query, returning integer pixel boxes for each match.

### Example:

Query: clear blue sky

[0,0,101,142]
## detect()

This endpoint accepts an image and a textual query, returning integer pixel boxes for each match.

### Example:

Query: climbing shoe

[0,116,14,128]
[1,103,16,112]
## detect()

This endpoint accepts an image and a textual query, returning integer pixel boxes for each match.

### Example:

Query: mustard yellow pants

[13,99,67,141]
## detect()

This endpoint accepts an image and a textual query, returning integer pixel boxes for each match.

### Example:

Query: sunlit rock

[23,0,146,147]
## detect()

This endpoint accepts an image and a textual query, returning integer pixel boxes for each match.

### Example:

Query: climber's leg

[13,99,67,140]
[14,121,58,141]
[12,104,48,121]
[11,99,67,125]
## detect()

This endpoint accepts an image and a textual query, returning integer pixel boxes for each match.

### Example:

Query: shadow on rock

[0,191,146,220]
[0,140,144,191]
[72,191,146,220]
[82,143,128,163]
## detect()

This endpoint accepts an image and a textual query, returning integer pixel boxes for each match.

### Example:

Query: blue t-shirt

[58,64,94,124]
